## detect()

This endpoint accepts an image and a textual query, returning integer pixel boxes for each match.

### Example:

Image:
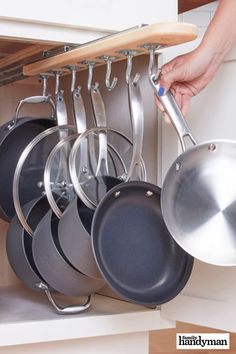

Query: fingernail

[158,86,165,96]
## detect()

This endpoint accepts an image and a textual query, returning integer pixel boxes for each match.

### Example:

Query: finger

[160,63,187,93]
[160,56,182,75]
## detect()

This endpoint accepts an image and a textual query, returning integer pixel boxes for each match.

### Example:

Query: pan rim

[91,180,194,305]
[161,139,236,266]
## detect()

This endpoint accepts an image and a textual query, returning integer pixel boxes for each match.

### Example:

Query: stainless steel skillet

[151,75,236,266]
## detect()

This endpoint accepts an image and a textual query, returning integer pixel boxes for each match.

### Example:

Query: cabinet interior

[0,37,159,294]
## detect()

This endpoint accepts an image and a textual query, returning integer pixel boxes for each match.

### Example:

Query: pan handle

[72,86,88,172]
[126,75,144,180]
[36,282,91,315]
[72,86,87,134]
[90,84,109,176]
[7,95,55,130]
[55,90,68,127]
[150,74,197,151]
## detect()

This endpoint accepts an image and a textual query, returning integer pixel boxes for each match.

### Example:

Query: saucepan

[30,84,106,288]
[34,74,128,281]
[7,74,95,314]
[151,74,236,267]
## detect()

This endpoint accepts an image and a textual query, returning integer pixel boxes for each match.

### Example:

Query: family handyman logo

[177,333,230,350]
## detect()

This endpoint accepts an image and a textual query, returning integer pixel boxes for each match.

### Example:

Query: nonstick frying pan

[0,94,55,221]
[151,75,236,266]
[91,78,194,305]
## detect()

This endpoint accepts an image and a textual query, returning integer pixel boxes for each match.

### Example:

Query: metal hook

[142,44,163,80]
[66,65,83,92]
[53,70,63,95]
[39,74,48,96]
[70,67,77,93]
[98,55,118,91]
[119,50,141,84]
[82,60,97,91]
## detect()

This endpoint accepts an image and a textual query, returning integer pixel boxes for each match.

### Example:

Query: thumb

[159,63,185,92]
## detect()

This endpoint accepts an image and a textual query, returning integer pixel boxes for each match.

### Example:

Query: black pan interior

[92,181,194,305]
[0,118,55,220]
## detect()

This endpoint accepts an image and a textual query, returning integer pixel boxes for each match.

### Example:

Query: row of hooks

[39,43,163,94]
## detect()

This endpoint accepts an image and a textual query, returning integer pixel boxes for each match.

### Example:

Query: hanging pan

[7,74,94,314]
[91,78,194,306]
[151,75,236,266]
[56,83,146,278]
[26,73,106,310]
[44,83,131,279]
[12,72,76,236]
[0,76,56,221]
[69,84,146,210]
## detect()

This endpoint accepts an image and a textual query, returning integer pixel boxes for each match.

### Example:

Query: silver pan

[151,75,236,266]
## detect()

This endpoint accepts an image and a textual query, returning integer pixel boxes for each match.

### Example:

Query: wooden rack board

[23,22,198,77]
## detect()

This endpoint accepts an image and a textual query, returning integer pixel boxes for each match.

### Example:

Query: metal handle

[126,76,144,180]
[7,95,55,130]
[55,90,71,194]
[90,84,109,176]
[150,74,197,151]
[72,87,89,178]
[36,282,91,315]
[72,87,87,134]
[55,90,68,127]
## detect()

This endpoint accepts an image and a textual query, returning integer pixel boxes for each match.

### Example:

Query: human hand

[156,45,222,117]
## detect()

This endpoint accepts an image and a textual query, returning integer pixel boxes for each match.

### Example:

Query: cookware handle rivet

[208,143,216,151]
[175,162,181,171]
[114,191,121,198]
[82,166,89,175]
[37,181,44,188]
[119,173,127,181]
[145,190,153,197]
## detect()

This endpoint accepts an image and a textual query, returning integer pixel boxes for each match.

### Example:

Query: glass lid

[13,125,76,235]
[69,127,146,209]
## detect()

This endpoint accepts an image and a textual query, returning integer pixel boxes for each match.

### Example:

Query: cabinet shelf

[0,285,174,347]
